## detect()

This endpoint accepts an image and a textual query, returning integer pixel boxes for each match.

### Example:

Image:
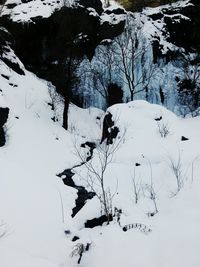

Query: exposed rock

[81,141,96,161]
[154,116,162,121]
[150,0,200,62]
[101,112,119,145]
[181,136,189,141]
[0,107,9,147]
[79,0,103,14]
[85,214,113,228]
[72,236,80,242]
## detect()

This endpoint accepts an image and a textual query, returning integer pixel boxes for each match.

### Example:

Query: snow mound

[72,100,200,267]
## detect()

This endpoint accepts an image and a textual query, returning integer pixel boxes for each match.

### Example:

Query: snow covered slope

[0,0,200,266]
[0,53,104,267]
[0,47,200,267]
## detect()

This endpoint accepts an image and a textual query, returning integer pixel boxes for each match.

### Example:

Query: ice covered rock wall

[74,0,200,115]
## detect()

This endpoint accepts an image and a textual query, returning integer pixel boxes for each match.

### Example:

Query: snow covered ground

[0,49,200,267]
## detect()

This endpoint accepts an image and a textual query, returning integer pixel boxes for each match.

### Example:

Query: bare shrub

[131,165,141,204]
[73,132,124,224]
[165,147,188,196]
[142,155,158,216]
[157,121,170,138]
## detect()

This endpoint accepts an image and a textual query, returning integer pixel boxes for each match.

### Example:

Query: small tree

[74,132,123,224]
[62,55,81,130]
[157,120,170,138]
[113,13,155,101]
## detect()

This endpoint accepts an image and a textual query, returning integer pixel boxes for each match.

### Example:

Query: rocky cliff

[0,0,125,96]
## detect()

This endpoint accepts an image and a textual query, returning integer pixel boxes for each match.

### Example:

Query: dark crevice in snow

[58,167,95,217]
[57,142,97,216]
[72,187,95,217]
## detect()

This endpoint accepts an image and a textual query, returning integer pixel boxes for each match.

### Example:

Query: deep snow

[0,46,200,267]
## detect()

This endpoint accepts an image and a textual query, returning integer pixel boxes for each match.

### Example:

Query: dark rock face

[0,107,9,147]
[164,1,200,53]
[0,4,125,102]
[150,0,200,62]
[79,0,103,14]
